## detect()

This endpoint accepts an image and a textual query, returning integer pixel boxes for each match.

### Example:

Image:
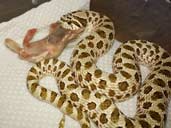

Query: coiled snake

[27,10,171,128]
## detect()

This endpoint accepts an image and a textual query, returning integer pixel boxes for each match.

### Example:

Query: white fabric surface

[0,0,170,127]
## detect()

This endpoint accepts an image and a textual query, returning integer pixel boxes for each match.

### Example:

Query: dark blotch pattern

[123,45,134,52]
[78,52,90,59]
[161,52,170,59]
[149,110,161,122]
[139,120,151,128]
[144,86,153,94]
[86,35,95,40]
[119,81,129,91]
[148,74,155,80]
[125,118,134,128]
[158,69,171,77]
[73,15,87,27]
[122,53,134,60]
[151,91,163,100]
[98,79,107,89]
[163,62,171,67]
[111,108,120,123]
[136,43,142,48]
[143,102,152,109]
[115,48,121,54]
[76,61,81,70]
[124,63,136,70]
[143,48,147,54]
[109,32,114,40]
[153,78,166,87]
[85,73,92,82]
[120,71,132,79]
[135,72,140,82]
[97,40,104,49]
[100,113,108,124]
[96,29,106,38]
[157,103,165,111]
[115,58,122,63]
[103,24,113,30]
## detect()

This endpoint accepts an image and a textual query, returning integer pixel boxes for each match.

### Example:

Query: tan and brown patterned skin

[27,10,171,128]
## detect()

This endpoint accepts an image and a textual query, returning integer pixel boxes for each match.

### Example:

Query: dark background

[90,0,171,53]
[0,0,170,53]
[0,0,50,22]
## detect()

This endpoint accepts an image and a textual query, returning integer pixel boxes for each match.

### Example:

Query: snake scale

[27,10,171,128]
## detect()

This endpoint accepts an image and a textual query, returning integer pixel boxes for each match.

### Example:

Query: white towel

[0,0,170,127]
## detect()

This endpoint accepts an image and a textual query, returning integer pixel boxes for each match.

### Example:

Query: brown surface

[90,0,171,53]
[0,0,50,23]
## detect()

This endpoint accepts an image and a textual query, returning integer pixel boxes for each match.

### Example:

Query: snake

[26,10,171,128]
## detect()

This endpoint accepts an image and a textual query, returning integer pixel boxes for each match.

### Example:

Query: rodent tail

[4,38,21,54]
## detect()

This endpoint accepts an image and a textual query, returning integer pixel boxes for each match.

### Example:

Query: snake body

[27,10,171,128]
